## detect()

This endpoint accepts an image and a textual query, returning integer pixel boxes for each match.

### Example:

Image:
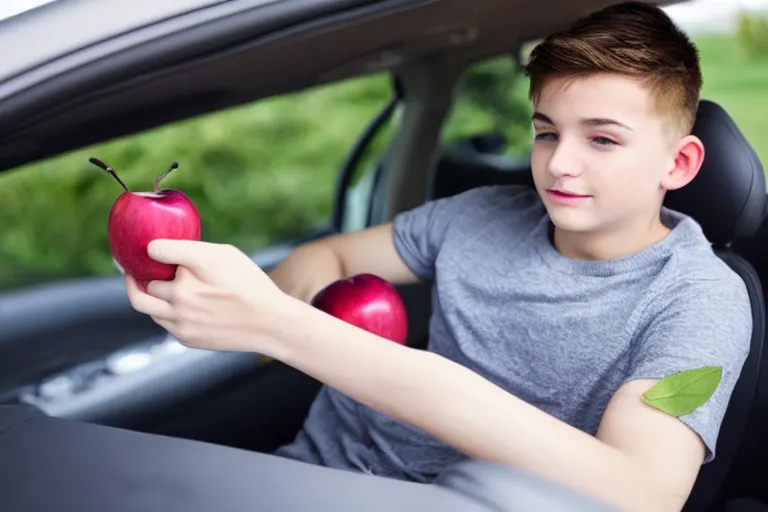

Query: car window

[0,73,394,290]
[441,54,533,158]
[696,13,768,177]
[340,101,403,232]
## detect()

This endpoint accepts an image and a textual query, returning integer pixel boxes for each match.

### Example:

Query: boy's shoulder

[391,184,546,281]
[644,249,752,345]
[638,209,752,341]
[655,210,752,308]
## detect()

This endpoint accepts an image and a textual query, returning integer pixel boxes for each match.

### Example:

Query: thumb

[147,239,209,269]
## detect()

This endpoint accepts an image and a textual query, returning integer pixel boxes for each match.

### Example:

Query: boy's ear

[661,134,705,191]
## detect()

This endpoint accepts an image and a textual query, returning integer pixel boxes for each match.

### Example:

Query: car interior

[1,0,768,510]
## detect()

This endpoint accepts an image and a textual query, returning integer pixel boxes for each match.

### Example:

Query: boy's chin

[546,209,600,234]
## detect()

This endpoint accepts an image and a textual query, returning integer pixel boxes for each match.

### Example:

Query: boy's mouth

[547,189,591,199]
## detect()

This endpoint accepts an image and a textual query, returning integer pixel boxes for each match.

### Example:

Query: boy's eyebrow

[532,112,556,125]
[583,117,634,131]
[532,112,633,131]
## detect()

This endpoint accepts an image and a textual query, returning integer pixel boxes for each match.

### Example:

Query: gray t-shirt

[275,185,752,482]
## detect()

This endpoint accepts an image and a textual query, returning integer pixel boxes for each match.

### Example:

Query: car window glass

[0,73,393,290]
[441,54,533,158]
[695,14,768,181]
[341,102,403,232]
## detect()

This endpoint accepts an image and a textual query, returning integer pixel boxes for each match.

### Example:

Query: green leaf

[641,366,722,417]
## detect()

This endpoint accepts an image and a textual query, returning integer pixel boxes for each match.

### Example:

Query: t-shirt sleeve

[391,200,449,280]
[625,276,752,463]
[391,187,492,280]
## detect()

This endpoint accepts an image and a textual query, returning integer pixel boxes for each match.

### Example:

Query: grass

[0,32,766,290]
[696,34,768,166]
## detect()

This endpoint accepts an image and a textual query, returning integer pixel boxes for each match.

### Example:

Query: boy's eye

[592,136,617,146]
[533,132,618,146]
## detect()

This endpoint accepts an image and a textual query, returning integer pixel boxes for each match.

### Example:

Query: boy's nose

[547,142,583,178]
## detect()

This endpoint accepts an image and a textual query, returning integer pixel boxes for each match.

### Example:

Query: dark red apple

[90,157,201,282]
[311,274,408,344]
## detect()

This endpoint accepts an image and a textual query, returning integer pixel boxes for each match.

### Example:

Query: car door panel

[0,238,323,425]
[0,276,161,392]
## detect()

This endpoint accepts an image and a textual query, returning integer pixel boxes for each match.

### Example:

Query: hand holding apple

[310,274,409,344]
[90,157,201,282]
[124,239,290,353]
[121,236,409,354]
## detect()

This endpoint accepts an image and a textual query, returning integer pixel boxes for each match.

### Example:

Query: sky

[0,0,766,31]
[665,0,768,32]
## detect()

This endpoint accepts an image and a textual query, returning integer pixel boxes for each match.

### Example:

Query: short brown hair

[524,1,702,136]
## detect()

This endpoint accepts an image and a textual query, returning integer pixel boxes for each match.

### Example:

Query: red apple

[90,157,201,282]
[311,274,408,344]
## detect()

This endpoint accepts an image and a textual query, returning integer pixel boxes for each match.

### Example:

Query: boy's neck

[552,213,671,262]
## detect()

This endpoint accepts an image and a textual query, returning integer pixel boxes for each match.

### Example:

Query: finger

[147,239,220,269]
[153,317,199,348]
[125,274,175,320]
[146,279,175,302]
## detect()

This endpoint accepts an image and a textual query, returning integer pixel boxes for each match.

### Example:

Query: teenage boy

[125,2,752,511]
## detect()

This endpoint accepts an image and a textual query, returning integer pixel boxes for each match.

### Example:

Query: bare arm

[272,303,704,512]
[268,222,421,302]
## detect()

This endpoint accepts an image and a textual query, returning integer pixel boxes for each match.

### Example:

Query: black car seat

[429,99,767,511]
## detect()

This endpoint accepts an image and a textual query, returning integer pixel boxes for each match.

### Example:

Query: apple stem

[154,162,179,193]
[89,157,129,193]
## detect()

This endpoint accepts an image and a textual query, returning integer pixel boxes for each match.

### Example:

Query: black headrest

[665,100,766,245]
[432,100,766,246]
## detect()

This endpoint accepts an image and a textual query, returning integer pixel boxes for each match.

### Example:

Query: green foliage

[0,75,394,289]
[735,11,768,58]
[444,57,533,155]
[642,366,722,417]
